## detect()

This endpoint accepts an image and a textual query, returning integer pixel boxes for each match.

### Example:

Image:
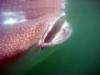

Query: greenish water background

[0,0,100,75]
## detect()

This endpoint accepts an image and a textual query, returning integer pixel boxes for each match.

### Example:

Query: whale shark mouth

[38,13,72,48]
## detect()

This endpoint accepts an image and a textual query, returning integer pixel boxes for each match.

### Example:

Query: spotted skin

[0,0,64,59]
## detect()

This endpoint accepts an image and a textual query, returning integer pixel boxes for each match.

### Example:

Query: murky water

[0,0,100,75]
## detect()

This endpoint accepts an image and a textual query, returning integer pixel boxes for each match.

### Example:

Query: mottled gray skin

[0,0,64,59]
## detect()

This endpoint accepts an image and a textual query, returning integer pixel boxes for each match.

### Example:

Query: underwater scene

[0,0,100,75]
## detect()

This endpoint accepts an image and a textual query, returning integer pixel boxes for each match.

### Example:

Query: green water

[0,0,100,75]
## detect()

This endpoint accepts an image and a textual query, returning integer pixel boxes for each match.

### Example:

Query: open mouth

[38,13,72,48]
